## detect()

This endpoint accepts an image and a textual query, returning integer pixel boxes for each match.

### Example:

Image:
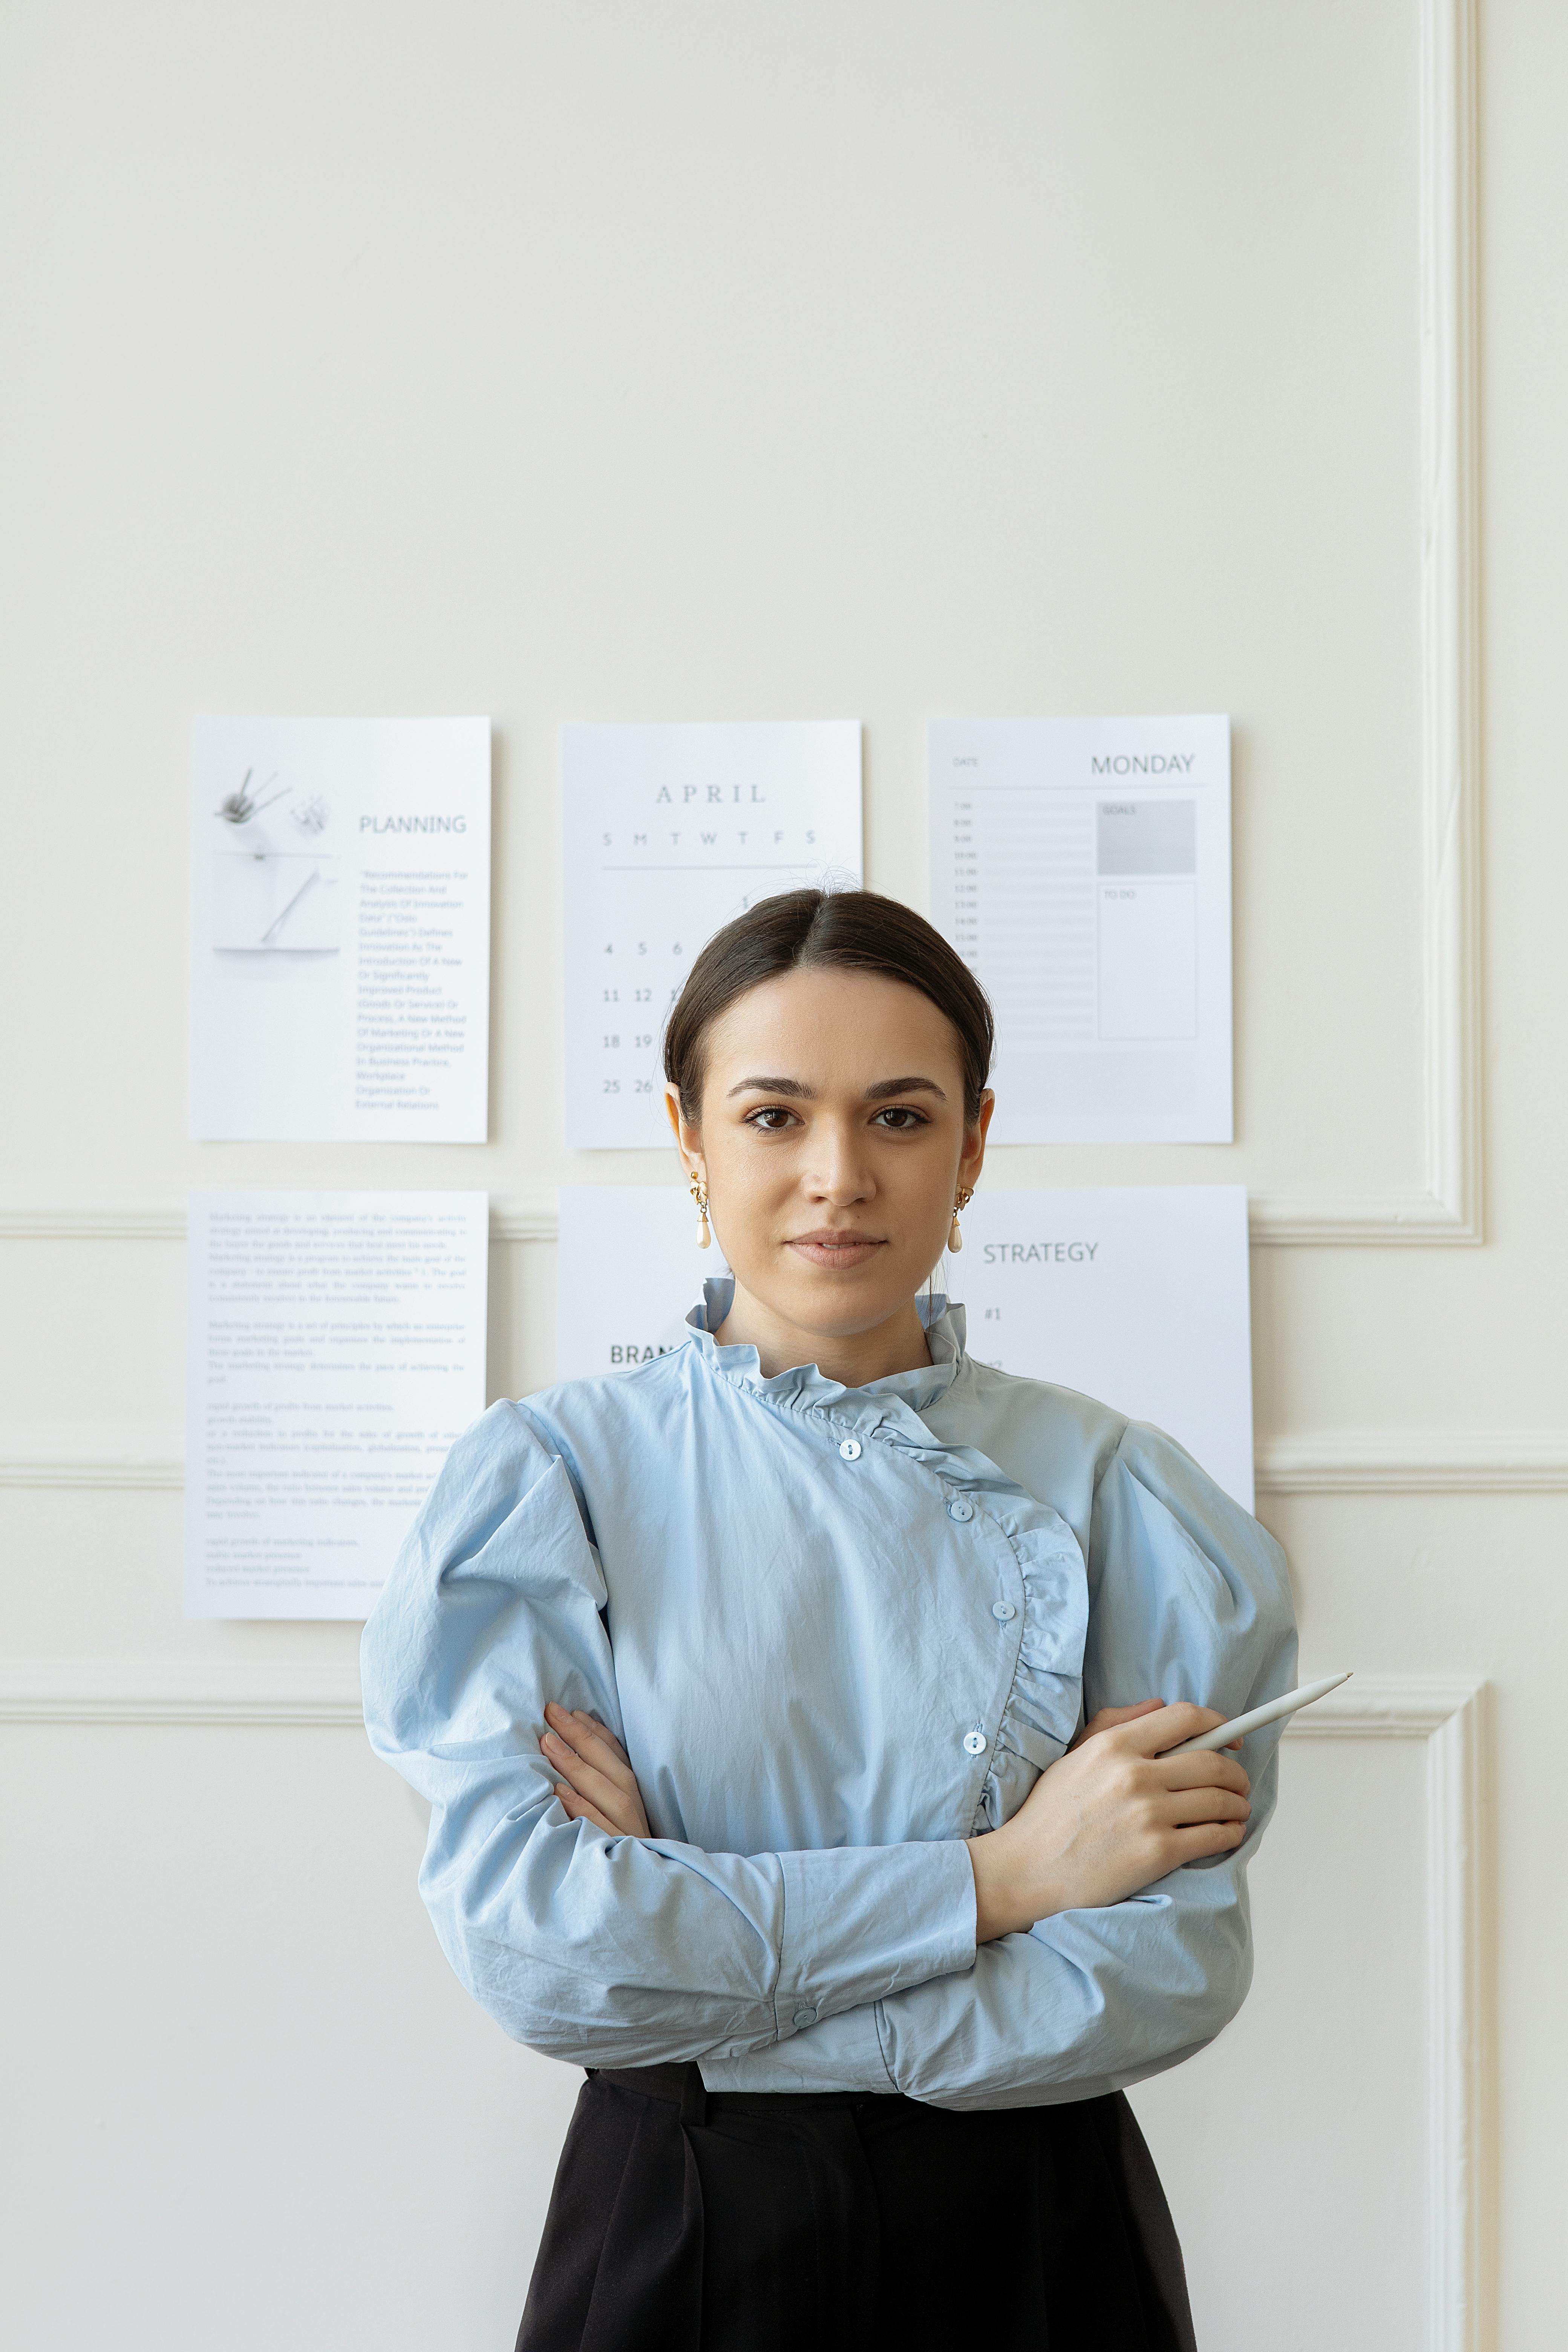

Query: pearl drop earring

[689,1169,711,1249]
[949,1185,975,1253]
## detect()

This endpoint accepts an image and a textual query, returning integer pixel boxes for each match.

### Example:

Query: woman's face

[667,965,992,1347]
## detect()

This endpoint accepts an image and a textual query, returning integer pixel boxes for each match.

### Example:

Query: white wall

[2,2,1562,2344]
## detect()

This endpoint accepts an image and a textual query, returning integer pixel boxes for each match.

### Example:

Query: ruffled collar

[683,1275,966,1422]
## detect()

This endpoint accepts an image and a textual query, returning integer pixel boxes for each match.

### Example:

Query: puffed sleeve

[360,1402,977,2068]
[819,1420,1299,2108]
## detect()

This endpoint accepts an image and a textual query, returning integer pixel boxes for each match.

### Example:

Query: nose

[804,1118,876,1206]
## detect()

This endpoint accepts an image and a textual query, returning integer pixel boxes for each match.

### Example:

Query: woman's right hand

[541,1703,652,1838]
[966,1702,1252,1943]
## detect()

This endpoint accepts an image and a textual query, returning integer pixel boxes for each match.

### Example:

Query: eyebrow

[725,1073,949,1102]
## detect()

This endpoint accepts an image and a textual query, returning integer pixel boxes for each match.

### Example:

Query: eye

[871,1105,930,1132]
[744,1105,800,1132]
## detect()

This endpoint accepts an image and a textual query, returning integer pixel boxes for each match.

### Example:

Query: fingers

[1158,1749,1251,1798]
[1163,1819,1249,1865]
[553,1785,620,1836]
[545,1701,632,1770]
[542,1704,635,1791]
[541,1704,648,1836]
[1112,1702,1231,1758]
[1069,1700,1164,1750]
[541,1726,626,1814]
[1161,1785,1251,1828]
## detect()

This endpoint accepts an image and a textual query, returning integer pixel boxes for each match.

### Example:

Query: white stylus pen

[1162,1670,1352,1755]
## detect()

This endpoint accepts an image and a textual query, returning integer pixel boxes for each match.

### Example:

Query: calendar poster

[562,723,862,1147]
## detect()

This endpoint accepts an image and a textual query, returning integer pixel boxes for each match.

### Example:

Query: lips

[786,1231,886,1270]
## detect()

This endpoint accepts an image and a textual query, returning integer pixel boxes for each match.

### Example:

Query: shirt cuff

[701,1998,895,2094]
[775,1838,977,2030]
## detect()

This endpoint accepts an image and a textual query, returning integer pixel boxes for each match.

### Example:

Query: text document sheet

[563,722,862,1147]
[185,1191,488,1619]
[191,717,491,1140]
[954,1185,1253,1508]
[557,1187,727,1380]
[556,1183,1253,1510]
[929,716,1232,1143]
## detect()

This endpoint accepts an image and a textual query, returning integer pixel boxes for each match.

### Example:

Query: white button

[947,1497,974,1522]
[962,1729,988,1756]
[838,1438,862,1461]
[991,1601,1016,1622]
[792,2005,818,2028]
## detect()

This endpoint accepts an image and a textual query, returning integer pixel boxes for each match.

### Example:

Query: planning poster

[928,716,1232,1144]
[184,1191,488,1619]
[190,717,491,1141]
[553,1182,1253,1509]
[562,722,862,1148]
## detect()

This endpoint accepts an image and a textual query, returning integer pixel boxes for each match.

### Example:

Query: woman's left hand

[541,1702,652,1837]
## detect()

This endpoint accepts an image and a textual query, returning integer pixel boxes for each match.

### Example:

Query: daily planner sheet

[928,716,1232,1144]
[553,1182,1253,1508]
[184,1191,488,1619]
[190,717,491,1141]
[562,722,862,1148]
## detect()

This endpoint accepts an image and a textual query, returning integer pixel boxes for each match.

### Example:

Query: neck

[713,1283,935,1386]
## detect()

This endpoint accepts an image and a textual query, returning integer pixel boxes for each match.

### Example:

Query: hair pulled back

[663,888,994,1122]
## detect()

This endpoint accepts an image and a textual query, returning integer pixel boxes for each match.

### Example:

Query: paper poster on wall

[562,722,862,1148]
[556,1187,725,1381]
[190,717,491,1140]
[928,717,1232,1144]
[952,1185,1253,1508]
[185,1191,488,1620]
[554,1182,1253,1510]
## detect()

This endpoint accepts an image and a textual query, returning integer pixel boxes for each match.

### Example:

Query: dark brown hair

[663,888,994,1121]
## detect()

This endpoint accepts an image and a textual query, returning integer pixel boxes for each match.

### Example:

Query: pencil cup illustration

[210,770,341,951]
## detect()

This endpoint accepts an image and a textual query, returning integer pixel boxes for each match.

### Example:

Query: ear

[665,1084,702,1171]
[957,1090,995,1191]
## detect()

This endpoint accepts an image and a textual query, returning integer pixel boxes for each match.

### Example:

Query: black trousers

[517,2063,1198,2351]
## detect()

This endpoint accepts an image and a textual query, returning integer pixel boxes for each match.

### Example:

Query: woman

[361,888,1296,2351]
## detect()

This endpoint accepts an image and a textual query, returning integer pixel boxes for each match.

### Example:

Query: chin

[776,1271,914,1337]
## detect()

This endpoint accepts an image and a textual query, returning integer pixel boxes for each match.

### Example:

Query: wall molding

[1254,1430,1568,1495]
[0,1432,185,1490]
[1255,0,1481,1247]
[1289,1675,1485,2352]
[0,1661,1488,2348]
[491,1194,557,1244]
[0,1655,364,1725]
[9,1425,1566,1497]
[0,1205,190,1242]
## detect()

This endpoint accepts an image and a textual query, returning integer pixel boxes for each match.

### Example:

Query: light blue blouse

[361,1281,1297,2109]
